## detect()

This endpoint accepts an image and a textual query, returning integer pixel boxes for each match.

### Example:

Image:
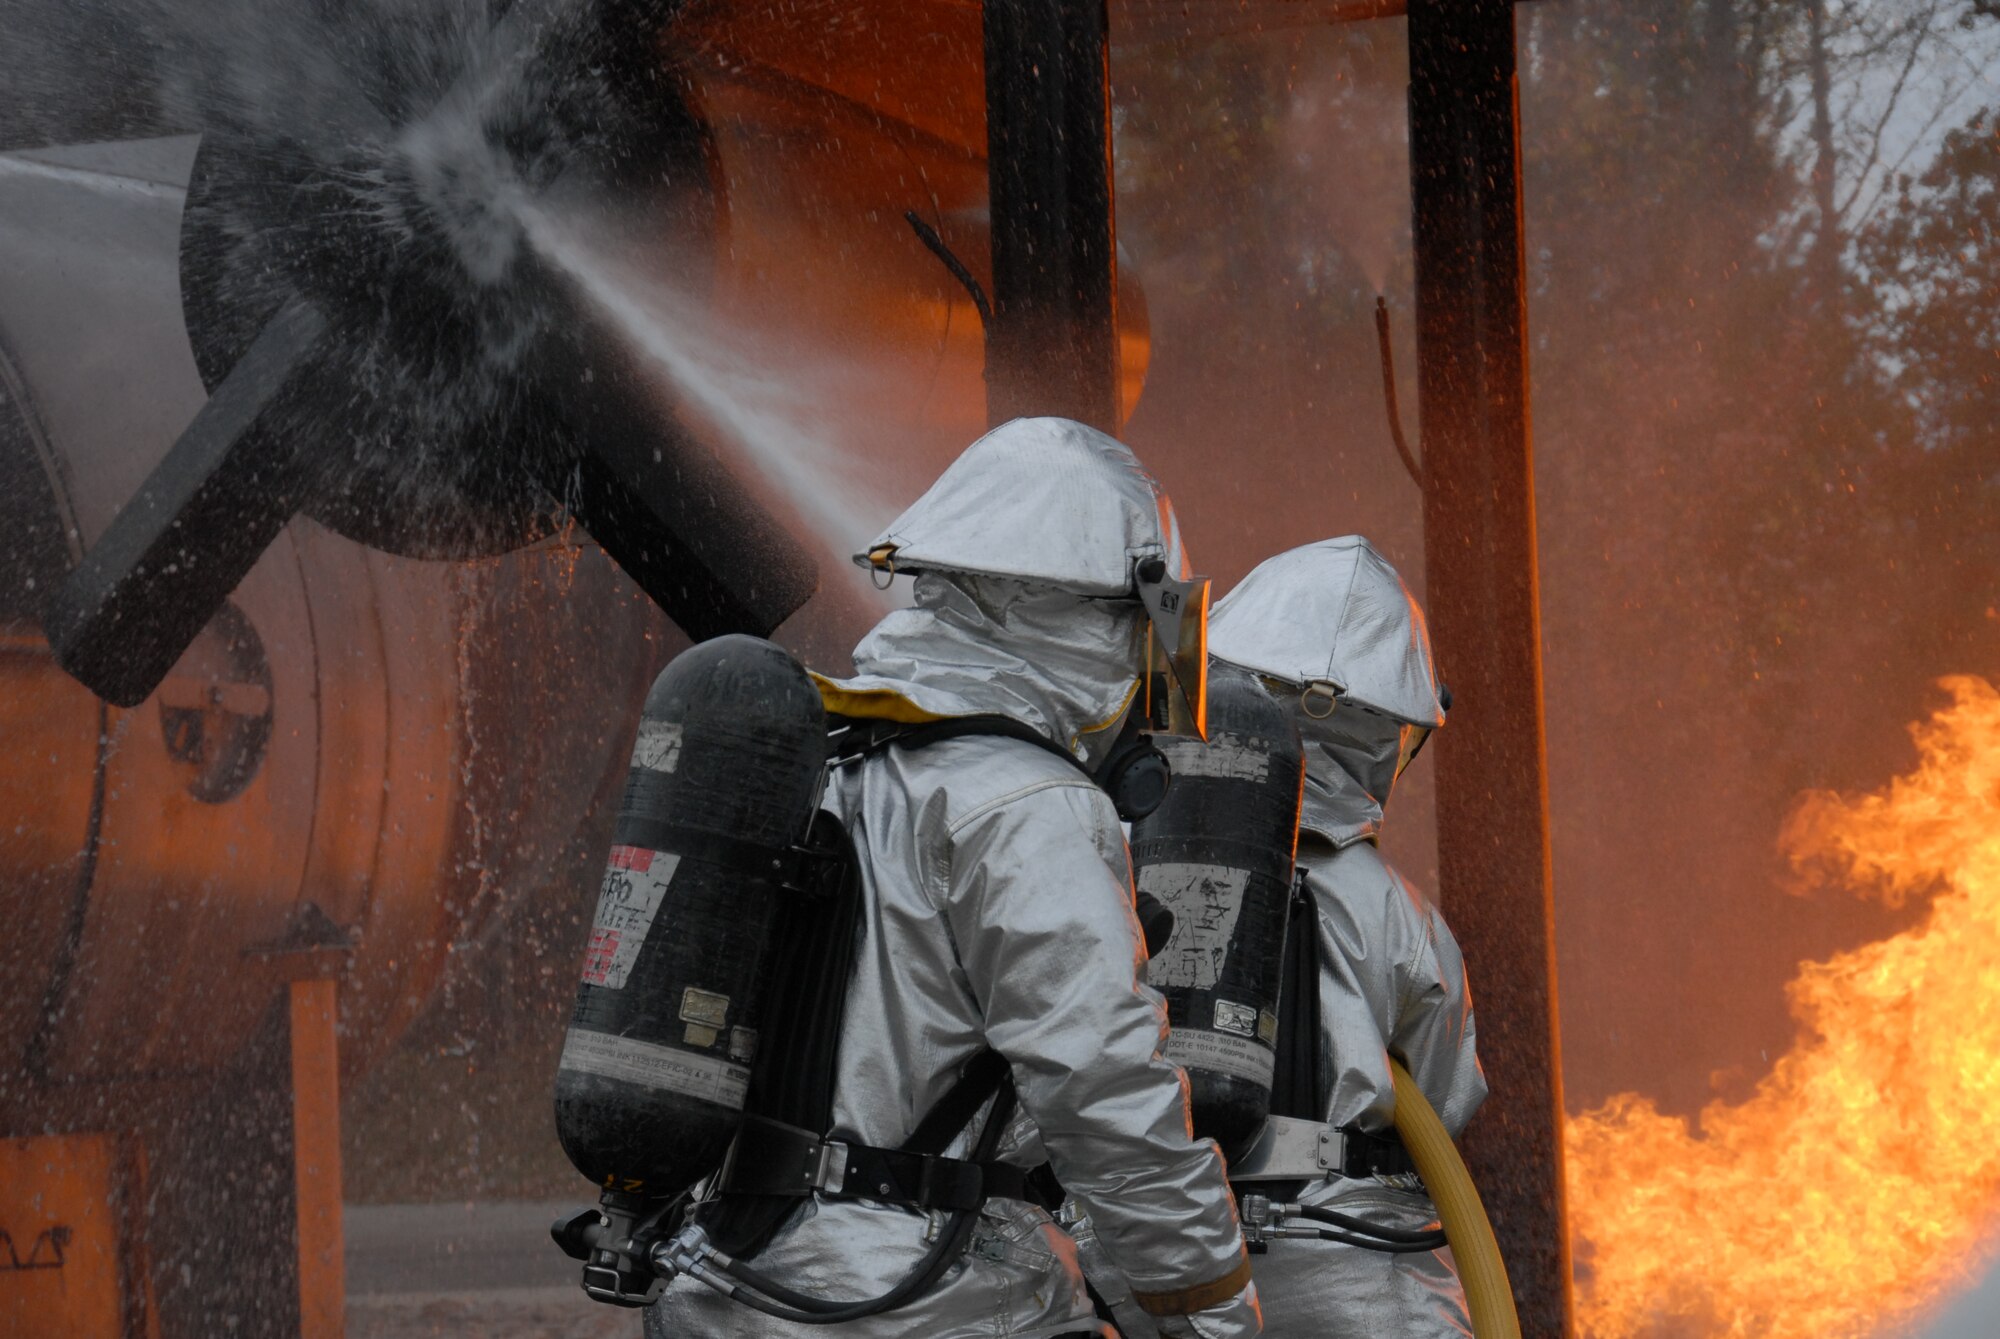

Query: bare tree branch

[1832,0,1939,223]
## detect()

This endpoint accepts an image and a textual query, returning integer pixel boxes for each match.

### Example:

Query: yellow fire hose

[1389,1058,1522,1339]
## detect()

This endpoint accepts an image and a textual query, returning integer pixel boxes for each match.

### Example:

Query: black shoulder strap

[700,811,864,1257]
[903,1049,1014,1155]
[1269,868,1324,1121]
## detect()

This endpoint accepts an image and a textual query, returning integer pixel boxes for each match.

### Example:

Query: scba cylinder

[555,635,827,1198]
[1131,666,1304,1156]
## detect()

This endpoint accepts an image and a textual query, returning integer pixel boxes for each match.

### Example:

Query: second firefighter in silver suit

[1211,536,1485,1338]
[1077,535,1485,1338]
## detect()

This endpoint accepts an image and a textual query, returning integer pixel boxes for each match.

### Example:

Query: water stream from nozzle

[514,202,891,589]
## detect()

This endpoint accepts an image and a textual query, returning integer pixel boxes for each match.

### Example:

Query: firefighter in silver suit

[1206,535,1485,1338]
[647,418,1259,1339]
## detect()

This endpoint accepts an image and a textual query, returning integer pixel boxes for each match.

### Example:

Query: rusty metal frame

[1406,1,1571,1333]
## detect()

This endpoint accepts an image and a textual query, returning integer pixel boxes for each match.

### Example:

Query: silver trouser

[645,1193,1111,1339]
[1076,1176,1468,1339]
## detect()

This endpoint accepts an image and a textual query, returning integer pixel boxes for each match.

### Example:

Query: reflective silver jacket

[1077,764,1483,1339]
[1297,767,1485,1139]
[649,574,1258,1339]
[1205,768,1483,1339]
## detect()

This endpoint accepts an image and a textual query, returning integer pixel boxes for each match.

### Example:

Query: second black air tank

[1130,665,1305,1156]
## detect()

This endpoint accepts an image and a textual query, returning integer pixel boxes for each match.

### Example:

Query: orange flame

[1567,675,2000,1338]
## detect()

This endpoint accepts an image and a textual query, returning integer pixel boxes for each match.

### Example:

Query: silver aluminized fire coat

[648,571,1257,1339]
[1193,536,1484,1339]
[1073,783,1482,1339]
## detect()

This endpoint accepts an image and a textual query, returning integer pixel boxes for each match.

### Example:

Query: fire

[1567,675,2000,1338]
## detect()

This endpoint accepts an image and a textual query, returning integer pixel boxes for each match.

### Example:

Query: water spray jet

[44,0,818,708]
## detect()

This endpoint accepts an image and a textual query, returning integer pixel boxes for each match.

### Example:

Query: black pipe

[905,211,992,329]
[42,298,331,707]
[982,0,1119,431]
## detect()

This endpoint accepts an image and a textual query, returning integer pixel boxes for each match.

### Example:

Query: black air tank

[554,635,826,1197]
[1130,666,1304,1157]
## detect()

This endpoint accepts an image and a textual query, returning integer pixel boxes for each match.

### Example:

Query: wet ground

[342,1200,1998,1338]
[348,1291,641,1339]
[346,1202,641,1339]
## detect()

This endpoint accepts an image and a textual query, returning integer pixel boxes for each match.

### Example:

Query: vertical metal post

[288,980,345,1339]
[119,1136,163,1339]
[982,0,1121,433]
[1406,1,1573,1334]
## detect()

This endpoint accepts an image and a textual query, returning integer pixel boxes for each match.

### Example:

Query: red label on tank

[581,928,621,985]
[609,845,655,872]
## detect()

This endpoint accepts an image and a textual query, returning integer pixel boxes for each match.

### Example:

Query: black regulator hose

[1306,1226,1455,1254]
[712,1206,983,1323]
[1295,1203,1449,1248]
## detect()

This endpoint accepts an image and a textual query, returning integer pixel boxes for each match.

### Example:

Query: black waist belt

[718,1115,1035,1214]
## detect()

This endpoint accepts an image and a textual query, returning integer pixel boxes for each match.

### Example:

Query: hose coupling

[649,1224,743,1300]
[1239,1193,1276,1253]
[648,1223,714,1281]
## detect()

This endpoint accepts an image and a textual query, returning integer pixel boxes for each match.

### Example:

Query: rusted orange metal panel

[0,1134,126,1338]
[289,980,345,1339]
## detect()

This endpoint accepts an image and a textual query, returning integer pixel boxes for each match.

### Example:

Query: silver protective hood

[855,416,1192,597]
[819,571,1147,763]
[1207,537,1443,726]
[1209,537,1444,845]
[1295,715,1408,847]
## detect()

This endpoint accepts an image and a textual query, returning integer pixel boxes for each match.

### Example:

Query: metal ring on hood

[1300,680,1340,720]
[867,545,898,590]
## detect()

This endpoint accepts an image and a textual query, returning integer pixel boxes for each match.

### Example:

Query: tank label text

[1212,998,1258,1037]
[1164,1028,1276,1087]
[1139,862,1250,991]
[582,846,681,989]
[560,1029,752,1108]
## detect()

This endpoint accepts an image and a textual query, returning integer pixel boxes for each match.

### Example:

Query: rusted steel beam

[1406,0,1573,1334]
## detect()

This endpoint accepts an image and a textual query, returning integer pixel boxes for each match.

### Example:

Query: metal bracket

[1238,1194,1275,1254]
[1228,1114,1345,1183]
[807,1139,850,1195]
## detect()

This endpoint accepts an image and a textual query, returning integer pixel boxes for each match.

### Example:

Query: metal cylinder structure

[555,636,828,1200]
[0,132,677,1338]
[0,4,1159,1332]
[1131,667,1305,1158]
